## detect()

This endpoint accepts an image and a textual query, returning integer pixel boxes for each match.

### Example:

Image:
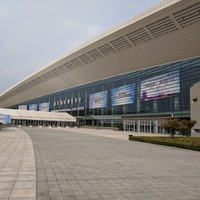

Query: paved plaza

[0,127,200,200]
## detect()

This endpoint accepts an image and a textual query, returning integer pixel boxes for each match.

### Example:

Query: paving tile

[9,197,36,200]
[0,190,11,198]
[10,189,36,198]
[0,176,16,182]
[16,175,36,182]
[62,195,78,200]
[13,181,36,189]
[37,194,50,200]
[18,127,200,200]
[49,192,64,200]
[0,182,14,190]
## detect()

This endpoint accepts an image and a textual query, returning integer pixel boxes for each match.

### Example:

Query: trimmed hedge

[129,136,200,151]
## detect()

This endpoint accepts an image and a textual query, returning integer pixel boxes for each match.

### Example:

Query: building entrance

[124,118,167,134]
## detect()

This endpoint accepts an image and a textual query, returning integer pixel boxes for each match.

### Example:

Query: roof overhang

[0,0,200,108]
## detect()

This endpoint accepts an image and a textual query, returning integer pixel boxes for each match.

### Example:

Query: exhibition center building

[0,0,200,133]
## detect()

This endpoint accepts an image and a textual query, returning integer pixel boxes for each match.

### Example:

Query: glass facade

[14,57,200,132]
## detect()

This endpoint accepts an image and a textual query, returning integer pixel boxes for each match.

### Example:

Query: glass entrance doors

[124,118,167,134]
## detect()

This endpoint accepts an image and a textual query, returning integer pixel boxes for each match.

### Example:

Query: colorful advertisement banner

[39,102,50,112]
[89,91,107,109]
[111,84,136,106]
[0,114,11,124]
[140,70,180,101]
[29,104,38,111]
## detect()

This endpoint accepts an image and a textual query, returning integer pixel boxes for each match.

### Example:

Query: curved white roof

[0,0,200,108]
[0,108,76,122]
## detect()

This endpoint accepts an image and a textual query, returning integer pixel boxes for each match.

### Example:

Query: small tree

[178,120,197,136]
[161,119,197,138]
[160,118,179,138]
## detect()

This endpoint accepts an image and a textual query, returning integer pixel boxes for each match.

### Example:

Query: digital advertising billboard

[111,84,135,106]
[39,102,50,112]
[29,104,38,111]
[140,70,180,101]
[89,91,107,109]
[18,105,27,110]
[0,114,11,124]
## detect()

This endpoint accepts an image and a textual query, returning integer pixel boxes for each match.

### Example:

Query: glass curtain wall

[14,57,200,132]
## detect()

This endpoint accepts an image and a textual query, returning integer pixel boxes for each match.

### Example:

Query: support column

[137,120,140,132]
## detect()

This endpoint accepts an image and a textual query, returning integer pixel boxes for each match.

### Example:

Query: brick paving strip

[0,127,36,200]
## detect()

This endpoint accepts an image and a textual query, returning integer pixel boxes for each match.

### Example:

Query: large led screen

[39,102,50,112]
[18,105,27,110]
[29,104,38,111]
[111,84,135,106]
[89,91,107,109]
[140,70,180,101]
[0,114,11,124]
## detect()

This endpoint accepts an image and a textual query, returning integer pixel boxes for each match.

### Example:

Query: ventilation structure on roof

[78,54,94,65]
[22,83,32,90]
[174,2,200,28]
[40,74,51,81]
[70,58,84,68]
[46,71,56,79]
[110,36,133,51]
[98,43,116,56]
[19,85,25,91]
[36,76,46,84]
[87,49,104,61]
[31,79,39,85]
[57,65,70,74]
[126,28,152,45]
[51,68,63,77]
[63,62,76,71]
[146,17,177,38]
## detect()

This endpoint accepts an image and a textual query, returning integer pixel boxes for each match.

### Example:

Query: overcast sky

[0,0,162,94]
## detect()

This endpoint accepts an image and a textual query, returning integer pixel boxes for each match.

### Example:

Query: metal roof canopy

[0,108,76,122]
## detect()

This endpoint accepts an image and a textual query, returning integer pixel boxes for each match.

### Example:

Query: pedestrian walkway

[25,127,200,200]
[0,127,36,200]
[64,127,166,140]
[1,127,200,200]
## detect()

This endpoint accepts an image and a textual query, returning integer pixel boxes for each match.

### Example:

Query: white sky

[0,0,162,94]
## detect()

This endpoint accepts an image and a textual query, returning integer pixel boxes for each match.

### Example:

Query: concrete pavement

[0,127,200,200]
[61,127,166,140]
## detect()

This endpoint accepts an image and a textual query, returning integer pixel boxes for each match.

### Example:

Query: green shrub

[129,136,200,151]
